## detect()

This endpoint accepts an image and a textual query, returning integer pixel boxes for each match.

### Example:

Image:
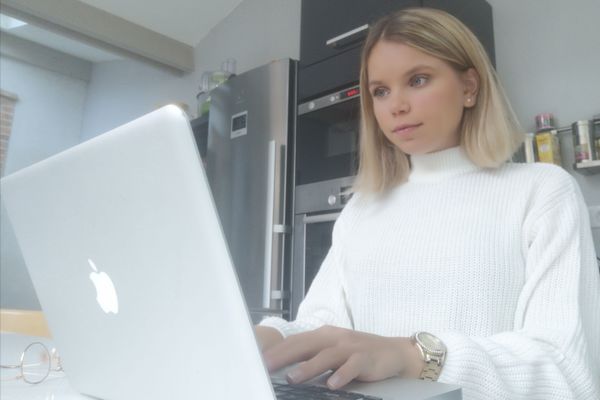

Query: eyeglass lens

[20,342,51,384]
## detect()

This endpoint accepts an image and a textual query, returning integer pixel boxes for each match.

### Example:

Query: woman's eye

[372,87,389,98]
[410,75,428,87]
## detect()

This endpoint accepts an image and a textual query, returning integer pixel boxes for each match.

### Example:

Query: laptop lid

[0,105,276,399]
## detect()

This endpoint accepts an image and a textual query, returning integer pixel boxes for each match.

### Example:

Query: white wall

[190,0,301,91]
[489,0,600,128]
[0,55,89,309]
[0,58,88,174]
[80,0,301,140]
[80,58,194,140]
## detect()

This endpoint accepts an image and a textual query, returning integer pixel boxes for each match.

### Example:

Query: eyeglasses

[0,342,63,384]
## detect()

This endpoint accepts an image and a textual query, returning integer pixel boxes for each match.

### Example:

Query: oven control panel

[295,177,356,214]
[298,85,360,115]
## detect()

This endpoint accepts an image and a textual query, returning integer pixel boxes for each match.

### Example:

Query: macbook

[1,105,461,399]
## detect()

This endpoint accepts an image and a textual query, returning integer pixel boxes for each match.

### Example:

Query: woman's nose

[390,92,410,116]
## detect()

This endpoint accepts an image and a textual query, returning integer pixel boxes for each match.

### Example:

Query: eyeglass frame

[0,341,63,384]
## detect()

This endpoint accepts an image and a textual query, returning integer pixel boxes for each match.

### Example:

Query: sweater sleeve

[435,172,600,400]
[260,202,355,338]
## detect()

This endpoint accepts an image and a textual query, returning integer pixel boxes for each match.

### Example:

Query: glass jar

[572,120,594,163]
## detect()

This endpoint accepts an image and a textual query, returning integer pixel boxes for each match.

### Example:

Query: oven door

[295,85,361,186]
[291,211,340,319]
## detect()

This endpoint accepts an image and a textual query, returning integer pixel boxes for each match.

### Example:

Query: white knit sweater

[261,146,600,400]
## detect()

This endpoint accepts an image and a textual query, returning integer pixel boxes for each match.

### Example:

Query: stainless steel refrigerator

[205,58,296,323]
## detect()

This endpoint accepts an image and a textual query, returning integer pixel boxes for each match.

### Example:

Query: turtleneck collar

[408,146,480,183]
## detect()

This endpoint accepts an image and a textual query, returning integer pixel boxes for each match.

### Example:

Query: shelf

[573,160,600,175]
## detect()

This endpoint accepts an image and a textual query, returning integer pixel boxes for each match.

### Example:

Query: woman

[256,8,600,400]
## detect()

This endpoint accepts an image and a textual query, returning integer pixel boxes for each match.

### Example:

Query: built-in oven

[291,175,355,319]
[295,84,361,186]
[291,84,362,319]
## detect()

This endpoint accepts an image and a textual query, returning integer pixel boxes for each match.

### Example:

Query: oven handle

[304,212,341,224]
[326,24,369,48]
[249,308,289,317]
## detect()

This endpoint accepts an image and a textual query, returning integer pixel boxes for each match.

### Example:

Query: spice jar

[535,129,562,165]
[572,120,594,163]
[534,113,561,166]
[593,116,600,160]
[535,113,555,131]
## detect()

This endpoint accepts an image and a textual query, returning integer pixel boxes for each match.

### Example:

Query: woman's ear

[462,68,480,108]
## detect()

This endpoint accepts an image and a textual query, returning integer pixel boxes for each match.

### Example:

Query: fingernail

[327,375,341,389]
[286,369,302,384]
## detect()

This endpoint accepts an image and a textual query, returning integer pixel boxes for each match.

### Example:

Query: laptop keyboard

[273,382,383,400]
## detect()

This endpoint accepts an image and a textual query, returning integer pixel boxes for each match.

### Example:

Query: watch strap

[420,357,444,381]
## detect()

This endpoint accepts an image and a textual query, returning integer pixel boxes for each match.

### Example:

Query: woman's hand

[262,325,425,390]
[254,325,284,352]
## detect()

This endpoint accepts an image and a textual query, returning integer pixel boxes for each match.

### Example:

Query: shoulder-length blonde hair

[353,8,523,193]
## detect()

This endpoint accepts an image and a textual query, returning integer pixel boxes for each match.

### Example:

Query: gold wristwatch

[411,331,447,381]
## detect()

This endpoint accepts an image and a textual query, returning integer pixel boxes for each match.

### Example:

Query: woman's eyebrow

[402,64,435,77]
[368,80,385,87]
[368,65,435,87]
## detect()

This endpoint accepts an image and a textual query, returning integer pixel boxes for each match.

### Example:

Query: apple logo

[88,259,119,314]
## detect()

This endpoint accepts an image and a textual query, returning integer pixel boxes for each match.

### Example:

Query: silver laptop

[1,105,461,400]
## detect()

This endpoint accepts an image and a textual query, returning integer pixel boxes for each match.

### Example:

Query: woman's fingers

[263,326,339,372]
[326,353,365,390]
[264,329,326,371]
[285,346,348,384]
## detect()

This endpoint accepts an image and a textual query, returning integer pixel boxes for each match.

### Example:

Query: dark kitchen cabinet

[300,0,420,69]
[423,0,495,66]
[298,46,363,103]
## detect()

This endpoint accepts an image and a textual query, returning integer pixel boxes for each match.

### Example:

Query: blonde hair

[354,8,523,193]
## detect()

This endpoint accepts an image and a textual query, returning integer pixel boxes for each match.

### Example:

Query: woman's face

[367,40,478,155]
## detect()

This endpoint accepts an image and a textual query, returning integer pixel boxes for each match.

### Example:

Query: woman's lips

[392,123,422,137]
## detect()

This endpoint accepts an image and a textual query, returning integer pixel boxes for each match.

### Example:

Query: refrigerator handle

[264,140,290,309]
[263,140,277,308]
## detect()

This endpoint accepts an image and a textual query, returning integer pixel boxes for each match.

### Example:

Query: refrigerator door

[206,59,294,323]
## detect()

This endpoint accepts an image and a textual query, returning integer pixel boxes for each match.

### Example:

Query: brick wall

[0,90,18,176]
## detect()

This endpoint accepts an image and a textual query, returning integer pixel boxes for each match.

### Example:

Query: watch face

[417,332,445,353]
